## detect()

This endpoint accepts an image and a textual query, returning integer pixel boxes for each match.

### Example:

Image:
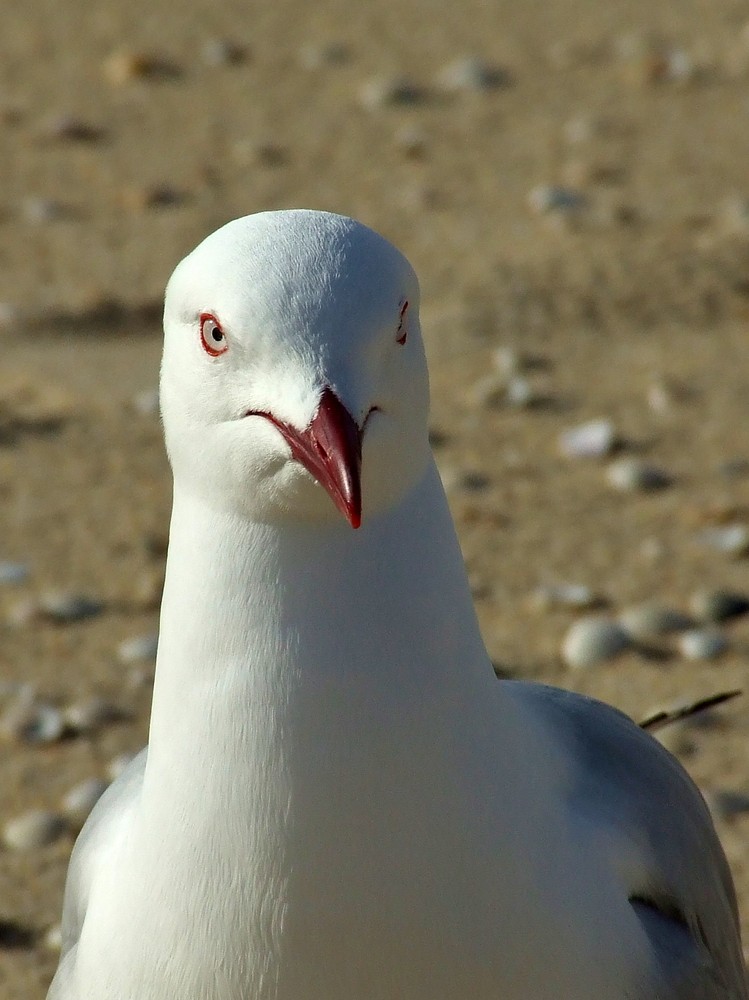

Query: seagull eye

[396,299,409,345]
[200,313,228,356]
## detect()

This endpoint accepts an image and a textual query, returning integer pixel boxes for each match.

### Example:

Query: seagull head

[161,210,431,528]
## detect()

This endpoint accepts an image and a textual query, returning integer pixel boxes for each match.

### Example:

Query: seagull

[48,210,747,1000]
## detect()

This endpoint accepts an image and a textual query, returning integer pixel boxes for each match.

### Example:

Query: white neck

[121,461,538,998]
[141,457,505,864]
[148,458,494,757]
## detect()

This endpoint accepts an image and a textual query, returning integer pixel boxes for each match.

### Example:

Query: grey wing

[47,748,147,998]
[506,681,748,1000]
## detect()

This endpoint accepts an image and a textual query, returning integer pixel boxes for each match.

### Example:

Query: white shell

[618,602,693,640]
[0,561,29,584]
[561,617,632,669]
[118,633,159,663]
[697,524,749,556]
[532,583,599,610]
[3,810,66,850]
[559,419,615,459]
[606,457,671,492]
[64,697,121,734]
[677,629,729,661]
[44,923,63,951]
[0,686,65,744]
[528,185,587,215]
[689,589,749,623]
[40,591,104,622]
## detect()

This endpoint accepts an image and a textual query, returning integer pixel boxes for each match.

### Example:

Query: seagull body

[48,211,747,1000]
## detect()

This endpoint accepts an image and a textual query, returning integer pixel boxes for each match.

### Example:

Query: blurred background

[2,0,749,994]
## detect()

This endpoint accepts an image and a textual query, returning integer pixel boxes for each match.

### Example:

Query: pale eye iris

[200,313,228,356]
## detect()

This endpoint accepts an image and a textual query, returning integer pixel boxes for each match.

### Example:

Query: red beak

[250,388,363,529]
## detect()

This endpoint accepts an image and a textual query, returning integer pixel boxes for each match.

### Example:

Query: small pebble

[460,471,490,493]
[468,372,507,408]
[562,115,598,144]
[639,537,665,562]
[647,379,676,414]
[201,38,247,66]
[231,139,287,167]
[131,387,160,416]
[606,457,671,492]
[359,76,424,109]
[660,48,696,84]
[506,375,536,408]
[532,582,600,610]
[122,184,187,212]
[437,463,460,493]
[298,41,350,69]
[560,158,622,188]
[130,566,165,610]
[37,113,103,143]
[0,302,20,329]
[704,789,749,821]
[144,532,169,557]
[0,919,36,949]
[393,125,427,159]
[559,419,615,459]
[103,50,180,84]
[3,810,66,850]
[689,588,749,623]
[561,617,632,669]
[61,777,108,826]
[104,50,148,84]
[719,196,749,237]
[255,143,288,167]
[9,703,64,744]
[633,48,695,87]
[677,629,729,661]
[528,185,588,216]
[118,632,159,663]
[107,752,136,781]
[44,924,62,951]
[718,458,749,481]
[0,561,29,584]
[618,602,693,641]
[127,666,155,690]
[40,592,104,623]
[491,346,522,376]
[435,56,509,92]
[63,697,123,734]
[468,572,492,600]
[22,197,68,223]
[616,33,697,87]
[697,524,749,557]
[428,426,448,449]
[0,686,65,744]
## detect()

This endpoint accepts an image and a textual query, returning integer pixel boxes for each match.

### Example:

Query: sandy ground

[2,0,749,995]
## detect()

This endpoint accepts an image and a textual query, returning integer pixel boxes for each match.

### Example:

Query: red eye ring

[396,299,409,345]
[200,313,228,356]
